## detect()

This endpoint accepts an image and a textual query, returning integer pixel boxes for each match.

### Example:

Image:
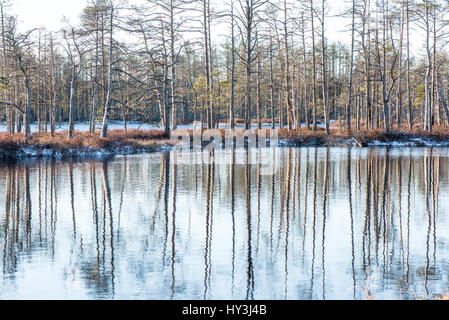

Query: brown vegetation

[0,129,170,159]
[1,124,448,160]
[276,126,449,146]
[171,125,449,147]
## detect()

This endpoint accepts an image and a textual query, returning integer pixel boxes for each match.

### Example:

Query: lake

[0,147,448,299]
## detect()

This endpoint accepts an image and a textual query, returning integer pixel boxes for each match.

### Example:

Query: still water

[0,147,449,300]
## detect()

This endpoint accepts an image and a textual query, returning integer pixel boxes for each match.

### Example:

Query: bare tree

[319,0,330,134]
[346,0,356,133]
[236,0,267,129]
[2,17,34,138]
[63,25,85,139]
[309,0,318,131]
[100,1,115,138]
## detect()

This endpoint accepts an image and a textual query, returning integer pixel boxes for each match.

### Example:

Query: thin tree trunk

[321,0,329,135]
[347,0,355,133]
[101,6,114,138]
[283,0,292,131]
[68,68,78,139]
[310,0,318,131]
[170,0,177,130]
[230,0,235,130]
[405,0,413,129]
[91,21,99,134]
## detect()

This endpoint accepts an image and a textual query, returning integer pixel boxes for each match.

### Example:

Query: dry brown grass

[0,129,169,156]
[332,119,449,138]
[1,124,448,156]
[168,125,449,146]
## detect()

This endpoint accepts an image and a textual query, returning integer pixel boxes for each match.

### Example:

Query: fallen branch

[436,73,449,126]
[0,101,25,115]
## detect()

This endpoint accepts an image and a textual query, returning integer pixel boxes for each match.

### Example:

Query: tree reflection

[0,147,448,299]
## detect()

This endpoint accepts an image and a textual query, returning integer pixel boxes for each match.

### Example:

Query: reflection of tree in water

[1,161,57,276]
[1,148,449,299]
[78,161,114,297]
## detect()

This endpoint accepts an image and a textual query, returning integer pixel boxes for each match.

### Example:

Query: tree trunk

[229,0,235,130]
[310,0,318,131]
[346,0,355,133]
[101,6,114,138]
[321,0,330,135]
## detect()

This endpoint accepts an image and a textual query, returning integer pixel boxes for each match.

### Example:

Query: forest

[3,0,449,302]
[0,0,449,141]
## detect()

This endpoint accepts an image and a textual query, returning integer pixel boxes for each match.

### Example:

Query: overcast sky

[10,0,348,38]
[10,0,88,31]
[9,0,426,55]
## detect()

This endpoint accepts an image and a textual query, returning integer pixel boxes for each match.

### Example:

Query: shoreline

[0,130,173,161]
[278,130,449,148]
[1,129,449,161]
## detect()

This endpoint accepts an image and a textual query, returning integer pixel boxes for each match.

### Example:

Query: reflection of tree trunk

[321,148,329,299]
[101,161,115,295]
[285,149,291,220]
[433,156,439,266]
[24,166,32,246]
[229,149,236,292]
[170,158,177,299]
[363,155,372,273]
[373,156,379,257]
[406,157,411,283]
[69,163,76,238]
[204,151,214,299]
[347,149,356,299]
[245,149,254,300]
[424,149,431,295]
[397,157,404,266]
[163,153,170,264]
[50,160,57,256]
[270,149,275,248]
[284,149,291,299]
[38,163,42,242]
[3,167,13,273]
[310,148,318,298]
[90,162,101,280]
[381,150,390,266]
[295,149,301,221]
[117,157,127,240]
[152,155,166,227]
[278,150,285,247]
[256,151,261,253]
[302,149,310,259]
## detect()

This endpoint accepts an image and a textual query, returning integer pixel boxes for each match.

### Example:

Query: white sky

[10,0,348,39]
[10,0,88,32]
[8,0,425,56]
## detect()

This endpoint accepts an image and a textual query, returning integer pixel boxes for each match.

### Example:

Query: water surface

[1,147,449,299]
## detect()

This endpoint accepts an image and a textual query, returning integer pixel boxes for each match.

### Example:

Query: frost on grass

[0,130,171,160]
